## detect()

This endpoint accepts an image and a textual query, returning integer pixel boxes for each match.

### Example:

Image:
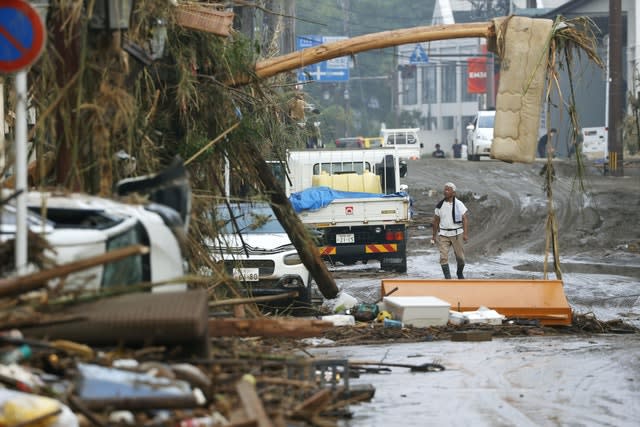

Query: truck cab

[380,128,423,160]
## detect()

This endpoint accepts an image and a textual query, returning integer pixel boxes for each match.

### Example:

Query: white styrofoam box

[383,296,451,327]
[448,310,467,326]
[462,307,505,325]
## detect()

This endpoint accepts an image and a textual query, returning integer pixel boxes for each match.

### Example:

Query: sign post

[0,0,46,274]
[296,35,349,83]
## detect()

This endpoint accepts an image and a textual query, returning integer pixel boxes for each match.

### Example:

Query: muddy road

[327,156,640,324]
[314,156,640,427]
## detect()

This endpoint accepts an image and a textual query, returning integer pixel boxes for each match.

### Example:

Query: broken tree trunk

[249,22,494,82]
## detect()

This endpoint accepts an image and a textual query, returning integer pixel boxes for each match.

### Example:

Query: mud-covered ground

[406,157,640,269]
[327,156,640,324]
[310,156,640,426]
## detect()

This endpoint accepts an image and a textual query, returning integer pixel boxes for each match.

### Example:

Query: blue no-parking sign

[0,0,45,73]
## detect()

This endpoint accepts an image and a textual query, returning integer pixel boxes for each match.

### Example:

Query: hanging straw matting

[175,3,234,37]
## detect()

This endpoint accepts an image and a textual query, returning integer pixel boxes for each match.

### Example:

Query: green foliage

[26,0,306,195]
[319,105,349,143]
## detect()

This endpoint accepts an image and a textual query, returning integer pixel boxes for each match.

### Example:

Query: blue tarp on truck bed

[289,186,407,213]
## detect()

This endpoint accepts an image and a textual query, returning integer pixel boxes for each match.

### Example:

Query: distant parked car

[467,110,495,161]
[206,202,313,309]
[335,136,364,149]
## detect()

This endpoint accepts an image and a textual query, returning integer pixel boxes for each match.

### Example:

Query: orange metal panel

[381,279,572,326]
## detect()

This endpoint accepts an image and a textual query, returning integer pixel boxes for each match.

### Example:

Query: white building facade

[394,0,639,156]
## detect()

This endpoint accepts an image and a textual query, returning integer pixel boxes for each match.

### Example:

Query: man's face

[444,186,454,198]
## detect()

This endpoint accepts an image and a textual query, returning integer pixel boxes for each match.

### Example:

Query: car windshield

[215,204,284,234]
[0,204,54,233]
[477,114,495,128]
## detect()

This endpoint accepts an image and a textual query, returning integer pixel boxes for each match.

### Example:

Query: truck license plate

[336,233,355,244]
[233,268,259,281]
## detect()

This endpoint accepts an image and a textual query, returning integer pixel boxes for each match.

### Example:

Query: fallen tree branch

[237,22,494,84]
[0,244,149,298]
[208,291,299,307]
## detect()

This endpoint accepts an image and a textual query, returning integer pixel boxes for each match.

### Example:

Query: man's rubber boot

[441,264,451,279]
[456,264,465,279]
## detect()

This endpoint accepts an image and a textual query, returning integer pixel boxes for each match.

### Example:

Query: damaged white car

[0,158,190,293]
[207,201,313,309]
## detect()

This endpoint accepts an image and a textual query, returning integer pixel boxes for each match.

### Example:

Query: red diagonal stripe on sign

[365,244,397,253]
[319,246,336,255]
[0,26,29,55]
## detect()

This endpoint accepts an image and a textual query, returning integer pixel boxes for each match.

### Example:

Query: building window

[424,116,437,130]
[422,65,437,103]
[442,116,454,130]
[441,62,456,103]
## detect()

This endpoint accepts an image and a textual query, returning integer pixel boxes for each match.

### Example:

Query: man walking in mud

[432,182,469,279]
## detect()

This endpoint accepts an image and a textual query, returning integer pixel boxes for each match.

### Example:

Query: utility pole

[281,1,295,55]
[233,3,254,40]
[608,0,624,176]
[340,0,350,136]
[486,52,495,109]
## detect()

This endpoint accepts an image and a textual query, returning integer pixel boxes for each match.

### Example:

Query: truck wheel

[381,257,407,273]
[395,257,407,273]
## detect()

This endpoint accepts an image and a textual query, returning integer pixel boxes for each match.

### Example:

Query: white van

[380,128,423,160]
[467,110,495,161]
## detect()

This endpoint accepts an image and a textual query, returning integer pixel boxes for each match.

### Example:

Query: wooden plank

[235,376,274,427]
[208,318,333,338]
[292,388,333,419]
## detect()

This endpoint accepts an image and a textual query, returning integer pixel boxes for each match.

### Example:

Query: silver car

[208,202,313,308]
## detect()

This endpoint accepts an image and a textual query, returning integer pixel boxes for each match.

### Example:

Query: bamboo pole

[252,22,494,81]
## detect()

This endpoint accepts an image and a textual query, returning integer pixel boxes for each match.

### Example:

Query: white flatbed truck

[284,149,412,272]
